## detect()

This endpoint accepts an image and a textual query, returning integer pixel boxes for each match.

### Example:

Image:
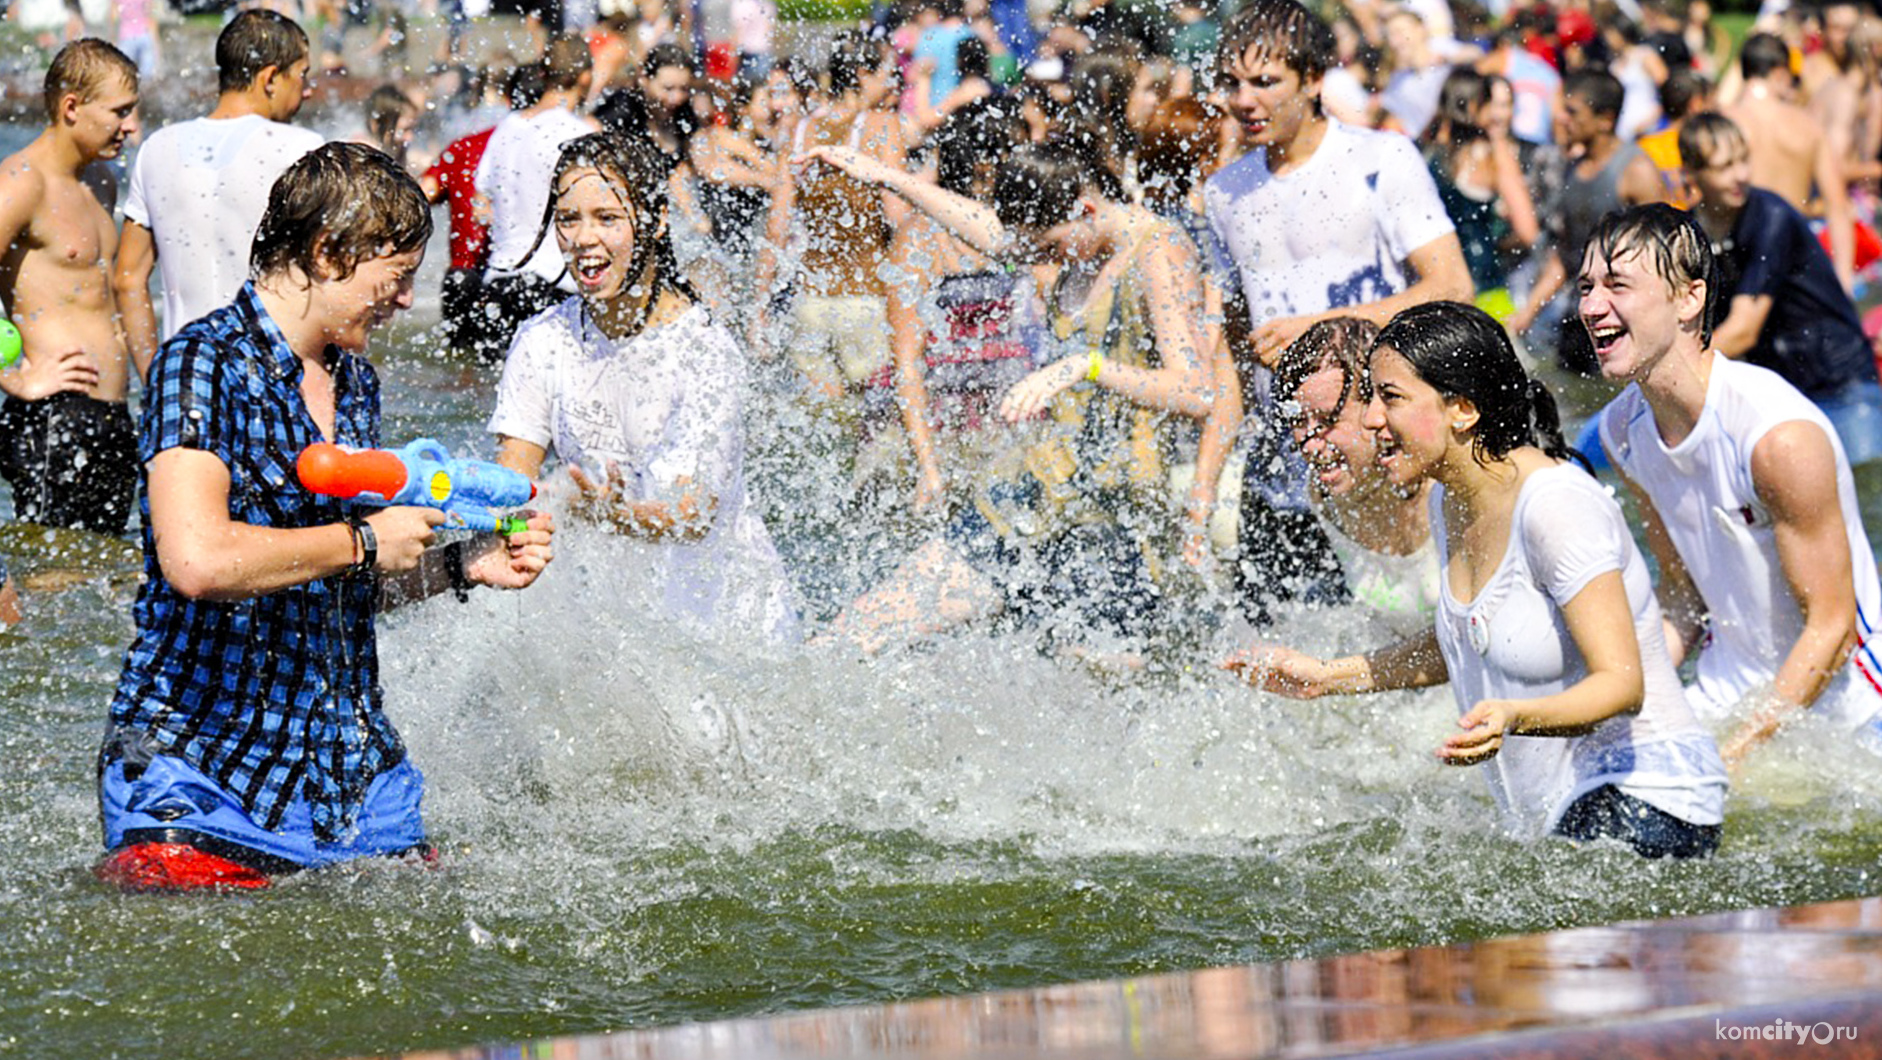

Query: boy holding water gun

[94,144,556,892]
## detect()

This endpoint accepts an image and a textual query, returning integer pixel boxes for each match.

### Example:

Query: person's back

[792,106,891,299]
[1724,33,1832,213]
[127,114,323,337]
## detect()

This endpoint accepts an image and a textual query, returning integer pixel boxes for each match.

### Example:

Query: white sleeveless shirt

[1432,463,1727,837]
[1599,357,1882,734]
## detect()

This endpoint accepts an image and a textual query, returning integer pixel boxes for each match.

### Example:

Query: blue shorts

[99,751,428,872]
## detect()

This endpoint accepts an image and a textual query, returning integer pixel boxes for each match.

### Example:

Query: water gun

[297,439,536,535]
[0,319,20,370]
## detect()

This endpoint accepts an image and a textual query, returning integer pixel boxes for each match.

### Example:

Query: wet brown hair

[250,142,432,283]
[43,38,138,122]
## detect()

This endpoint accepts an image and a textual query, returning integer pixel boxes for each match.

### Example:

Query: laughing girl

[489,132,798,643]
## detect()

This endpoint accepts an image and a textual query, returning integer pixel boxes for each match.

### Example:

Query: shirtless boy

[0,40,141,534]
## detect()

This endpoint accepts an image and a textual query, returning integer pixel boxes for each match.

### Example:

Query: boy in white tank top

[1582,205,1882,769]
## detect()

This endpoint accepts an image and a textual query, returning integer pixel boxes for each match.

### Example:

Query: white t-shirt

[122,115,325,338]
[1600,357,1882,733]
[1204,118,1453,332]
[475,107,594,286]
[1432,463,1727,838]
[1204,119,1454,507]
[489,299,798,643]
[1321,516,1441,640]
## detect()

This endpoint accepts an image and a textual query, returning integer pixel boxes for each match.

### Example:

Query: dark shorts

[1554,784,1721,859]
[482,272,566,359]
[442,267,506,361]
[1232,492,1347,626]
[945,476,1162,641]
[0,391,137,535]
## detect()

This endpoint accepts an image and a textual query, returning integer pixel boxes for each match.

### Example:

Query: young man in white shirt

[1201,0,1470,623]
[112,10,323,372]
[474,32,599,354]
[1584,204,1882,770]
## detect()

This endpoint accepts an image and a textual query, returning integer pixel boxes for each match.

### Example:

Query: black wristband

[348,515,377,579]
[443,539,473,602]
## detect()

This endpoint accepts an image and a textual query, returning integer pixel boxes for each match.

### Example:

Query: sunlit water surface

[4,229,1882,1060]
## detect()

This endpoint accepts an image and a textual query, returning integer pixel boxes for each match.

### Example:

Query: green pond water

[4,291,1882,1060]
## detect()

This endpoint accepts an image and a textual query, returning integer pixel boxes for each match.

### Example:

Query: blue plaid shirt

[109,283,398,842]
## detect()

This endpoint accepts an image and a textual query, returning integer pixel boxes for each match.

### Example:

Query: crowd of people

[3,0,1882,887]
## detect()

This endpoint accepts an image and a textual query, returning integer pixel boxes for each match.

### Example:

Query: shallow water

[7,272,1882,1060]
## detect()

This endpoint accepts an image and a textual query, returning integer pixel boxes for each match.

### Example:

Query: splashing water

[5,291,1882,1060]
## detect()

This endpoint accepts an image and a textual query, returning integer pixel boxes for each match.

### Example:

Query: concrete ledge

[371,896,1882,1059]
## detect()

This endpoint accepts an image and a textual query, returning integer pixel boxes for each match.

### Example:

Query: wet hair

[1563,67,1624,120]
[957,36,989,81]
[826,29,882,96]
[1218,0,1337,85]
[1273,316,1381,430]
[215,10,309,93]
[506,61,545,108]
[250,142,432,283]
[1657,65,1707,118]
[934,95,1027,196]
[1675,109,1745,172]
[1138,97,1224,212]
[642,42,695,82]
[1374,301,1582,468]
[363,83,415,149]
[993,139,1125,234]
[43,38,138,122]
[1584,202,1719,344]
[1739,31,1793,80]
[1429,65,1490,147]
[1062,49,1143,178]
[518,131,698,306]
[543,32,593,91]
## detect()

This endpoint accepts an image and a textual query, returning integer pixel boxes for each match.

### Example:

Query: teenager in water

[1231,302,1727,858]
[1269,316,1436,638]
[489,132,797,643]
[798,139,1216,654]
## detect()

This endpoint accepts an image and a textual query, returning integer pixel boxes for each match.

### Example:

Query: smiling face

[317,245,423,353]
[1220,45,1320,150]
[644,65,691,114]
[554,165,642,302]
[1577,245,1702,382]
[1684,131,1752,213]
[1362,344,1466,489]
[1290,363,1383,499]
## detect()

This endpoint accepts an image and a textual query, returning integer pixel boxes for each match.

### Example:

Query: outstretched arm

[795,144,1006,254]
[1224,628,1449,698]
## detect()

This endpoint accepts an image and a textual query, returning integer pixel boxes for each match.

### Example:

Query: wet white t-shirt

[123,115,325,338]
[489,299,798,643]
[475,107,593,286]
[1431,463,1727,837]
[1600,357,1882,734]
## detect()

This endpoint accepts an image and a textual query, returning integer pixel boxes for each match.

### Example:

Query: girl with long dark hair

[1232,301,1727,858]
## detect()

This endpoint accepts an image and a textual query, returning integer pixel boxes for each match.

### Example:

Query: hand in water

[1439,700,1512,765]
[1222,643,1330,698]
[2,346,99,400]
[999,356,1081,422]
[567,462,630,526]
